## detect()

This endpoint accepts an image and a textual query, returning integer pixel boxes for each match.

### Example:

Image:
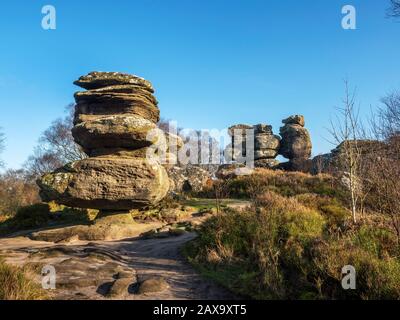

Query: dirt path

[0,232,236,300]
[0,199,249,300]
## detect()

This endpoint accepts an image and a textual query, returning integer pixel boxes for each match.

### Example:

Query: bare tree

[364,92,400,243]
[0,169,40,216]
[329,81,364,223]
[371,91,400,140]
[25,104,86,179]
[388,0,400,17]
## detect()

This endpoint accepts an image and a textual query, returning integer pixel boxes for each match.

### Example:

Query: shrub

[184,189,400,300]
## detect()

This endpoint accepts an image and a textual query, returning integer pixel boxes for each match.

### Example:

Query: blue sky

[0,0,399,169]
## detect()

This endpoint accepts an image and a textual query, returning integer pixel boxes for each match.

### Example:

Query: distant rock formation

[37,72,170,210]
[224,115,312,171]
[278,115,312,171]
[225,123,280,168]
[311,139,384,174]
[253,124,280,168]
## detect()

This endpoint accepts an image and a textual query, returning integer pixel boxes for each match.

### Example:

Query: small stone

[137,277,168,294]
[107,278,133,298]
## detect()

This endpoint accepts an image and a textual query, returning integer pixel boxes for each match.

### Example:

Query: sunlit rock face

[37,72,169,210]
[279,115,312,160]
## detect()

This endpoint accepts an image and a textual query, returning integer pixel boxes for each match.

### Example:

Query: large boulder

[74,98,160,124]
[37,158,170,210]
[279,116,312,160]
[72,115,161,152]
[282,115,305,126]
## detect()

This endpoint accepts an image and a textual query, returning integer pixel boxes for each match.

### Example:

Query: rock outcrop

[278,115,312,170]
[222,115,312,172]
[167,165,211,193]
[37,72,169,210]
[225,123,280,168]
[253,124,280,167]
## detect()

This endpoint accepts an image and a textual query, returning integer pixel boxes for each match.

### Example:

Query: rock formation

[167,165,212,194]
[225,124,253,161]
[253,124,280,168]
[225,123,280,168]
[278,115,312,170]
[38,72,170,211]
[222,115,312,172]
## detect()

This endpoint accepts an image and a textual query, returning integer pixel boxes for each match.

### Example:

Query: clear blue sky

[0,0,399,169]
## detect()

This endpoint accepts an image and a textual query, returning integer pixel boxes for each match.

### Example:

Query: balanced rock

[279,115,312,160]
[253,124,280,162]
[37,72,169,211]
[282,115,305,127]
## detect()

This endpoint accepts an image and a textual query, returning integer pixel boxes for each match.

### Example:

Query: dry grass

[184,170,400,299]
[0,260,49,300]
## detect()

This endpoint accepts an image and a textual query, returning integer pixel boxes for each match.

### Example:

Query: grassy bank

[184,170,400,300]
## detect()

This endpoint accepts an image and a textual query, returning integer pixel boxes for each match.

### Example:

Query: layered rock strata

[38,72,170,210]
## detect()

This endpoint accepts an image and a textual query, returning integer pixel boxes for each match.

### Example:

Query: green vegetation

[184,169,400,300]
[0,259,48,300]
[0,202,95,235]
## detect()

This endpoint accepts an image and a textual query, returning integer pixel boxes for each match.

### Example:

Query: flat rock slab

[0,232,237,300]
[74,72,154,92]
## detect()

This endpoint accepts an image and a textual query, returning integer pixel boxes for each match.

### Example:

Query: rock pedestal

[38,72,170,211]
[278,115,312,170]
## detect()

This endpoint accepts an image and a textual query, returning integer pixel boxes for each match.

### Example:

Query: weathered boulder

[311,139,385,174]
[228,124,253,136]
[282,114,305,127]
[71,115,161,152]
[37,157,170,210]
[279,117,312,160]
[74,71,154,92]
[253,123,273,135]
[254,134,280,150]
[167,165,211,193]
[254,158,280,168]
